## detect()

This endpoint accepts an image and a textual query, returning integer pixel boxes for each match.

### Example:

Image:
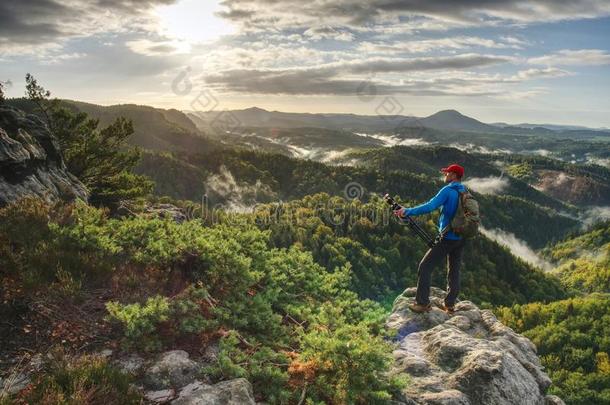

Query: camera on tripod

[383,194,402,212]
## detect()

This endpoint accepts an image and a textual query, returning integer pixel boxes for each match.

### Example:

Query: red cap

[440,164,464,177]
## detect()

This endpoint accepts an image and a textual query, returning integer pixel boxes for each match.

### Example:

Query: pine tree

[24,73,152,207]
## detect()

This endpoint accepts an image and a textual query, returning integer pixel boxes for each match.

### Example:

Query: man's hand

[393,207,408,218]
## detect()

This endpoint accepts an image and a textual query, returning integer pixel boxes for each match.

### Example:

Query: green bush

[203,330,293,404]
[106,295,171,351]
[173,284,220,335]
[0,198,115,291]
[295,303,408,405]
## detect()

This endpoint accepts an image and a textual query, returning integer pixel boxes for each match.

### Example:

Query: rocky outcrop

[386,287,564,405]
[172,379,256,405]
[143,350,204,391]
[0,105,88,206]
[1,349,259,404]
[122,349,259,404]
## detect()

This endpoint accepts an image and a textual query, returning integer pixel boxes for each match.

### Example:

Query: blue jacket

[403,181,466,240]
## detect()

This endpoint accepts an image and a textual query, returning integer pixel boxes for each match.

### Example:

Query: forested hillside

[544,221,610,293]
[347,146,572,212]
[498,295,610,405]
[135,148,578,248]
[488,154,610,206]
[498,222,610,405]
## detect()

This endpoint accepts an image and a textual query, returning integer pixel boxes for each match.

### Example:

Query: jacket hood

[447,181,466,193]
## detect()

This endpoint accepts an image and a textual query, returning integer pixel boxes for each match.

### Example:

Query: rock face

[144,350,203,390]
[172,379,256,405]
[137,350,257,404]
[0,105,88,206]
[386,287,564,405]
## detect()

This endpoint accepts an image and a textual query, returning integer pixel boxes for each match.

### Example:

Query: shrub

[0,198,116,292]
[106,295,171,351]
[294,303,407,405]
[173,284,219,335]
[203,330,293,404]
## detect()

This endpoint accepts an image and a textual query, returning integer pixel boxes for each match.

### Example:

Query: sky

[1,0,610,127]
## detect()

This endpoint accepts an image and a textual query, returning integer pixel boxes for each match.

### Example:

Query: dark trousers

[415,238,466,306]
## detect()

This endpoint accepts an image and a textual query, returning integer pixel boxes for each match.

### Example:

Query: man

[394,164,467,314]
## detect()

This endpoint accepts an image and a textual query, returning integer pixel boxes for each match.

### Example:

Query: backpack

[449,187,480,238]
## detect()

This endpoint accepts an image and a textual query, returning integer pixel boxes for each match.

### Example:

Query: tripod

[383,194,436,248]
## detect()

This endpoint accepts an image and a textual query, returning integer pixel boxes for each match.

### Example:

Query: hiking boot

[409,302,432,313]
[442,303,456,314]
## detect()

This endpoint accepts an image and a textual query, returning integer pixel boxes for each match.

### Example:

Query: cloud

[580,206,610,228]
[304,26,354,42]
[126,39,191,56]
[0,0,177,55]
[217,0,610,29]
[534,149,552,157]
[358,36,524,54]
[196,43,335,72]
[197,48,572,98]
[354,132,431,147]
[512,67,573,80]
[39,52,87,65]
[203,53,512,95]
[529,49,610,66]
[586,156,610,168]
[319,149,353,163]
[1,0,604,120]
[500,36,529,47]
[204,165,276,212]
[449,143,511,154]
[494,89,550,100]
[463,176,509,195]
[480,227,553,271]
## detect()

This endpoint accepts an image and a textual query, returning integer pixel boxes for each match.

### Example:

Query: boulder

[144,350,201,390]
[145,388,176,403]
[171,378,256,405]
[545,395,566,405]
[0,105,88,206]
[386,287,562,405]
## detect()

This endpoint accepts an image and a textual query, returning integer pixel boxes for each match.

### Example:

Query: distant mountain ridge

[188,107,610,137]
[188,107,418,132]
[493,122,610,132]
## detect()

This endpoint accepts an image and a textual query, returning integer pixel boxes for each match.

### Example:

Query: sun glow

[155,0,235,44]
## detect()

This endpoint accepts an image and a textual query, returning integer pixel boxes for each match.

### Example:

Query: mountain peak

[242,106,268,113]
[433,109,464,116]
[420,109,492,132]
